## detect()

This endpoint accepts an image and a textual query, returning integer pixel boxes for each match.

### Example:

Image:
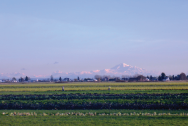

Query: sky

[0,0,188,78]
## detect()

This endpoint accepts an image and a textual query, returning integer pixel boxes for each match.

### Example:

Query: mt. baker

[53,63,157,78]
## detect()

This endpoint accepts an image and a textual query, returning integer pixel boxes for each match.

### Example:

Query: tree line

[3,72,187,83]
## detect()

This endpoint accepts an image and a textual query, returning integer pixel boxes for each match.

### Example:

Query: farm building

[63,78,70,82]
[163,77,170,81]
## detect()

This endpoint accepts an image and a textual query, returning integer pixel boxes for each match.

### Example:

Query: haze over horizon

[0,0,188,78]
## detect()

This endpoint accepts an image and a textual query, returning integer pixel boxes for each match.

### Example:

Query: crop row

[1,82,188,87]
[1,86,188,91]
[1,98,188,104]
[1,85,188,88]
[0,93,187,100]
[0,101,187,109]
[2,112,188,116]
[1,89,188,95]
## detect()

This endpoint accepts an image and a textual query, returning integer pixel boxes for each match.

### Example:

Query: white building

[145,78,150,81]
[163,77,170,81]
[86,79,98,82]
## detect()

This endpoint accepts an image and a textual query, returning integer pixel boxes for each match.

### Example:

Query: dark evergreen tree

[12,77,16,81]
[161,72,166,80]
[19,77,24,82]
[158,76,162,81]
[149,75,153,80]
[59,77,62,81]
[172,75,175,80]
[50,75,54,82]
[25,76,29,81]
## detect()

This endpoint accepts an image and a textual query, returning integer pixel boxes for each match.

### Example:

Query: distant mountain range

[0,72,25,79]
[0,63,159,79]
[52,63,159,78]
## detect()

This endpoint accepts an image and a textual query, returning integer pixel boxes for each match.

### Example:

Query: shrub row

[0,93,187,100]
[1,98,187,104]
[0,102,188,110]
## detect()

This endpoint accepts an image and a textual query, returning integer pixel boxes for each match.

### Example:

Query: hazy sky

[0,0,188,77]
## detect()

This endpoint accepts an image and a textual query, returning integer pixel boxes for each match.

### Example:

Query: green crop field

[0,82,188,125]
[0,82,188,92]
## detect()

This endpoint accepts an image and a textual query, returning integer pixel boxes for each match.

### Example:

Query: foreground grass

[1,116,188,126]
[1,110,188,126]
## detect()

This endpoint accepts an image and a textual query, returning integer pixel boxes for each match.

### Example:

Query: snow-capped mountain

[0,63,158,79]
[98,63,149,75]
[52,63,158,78]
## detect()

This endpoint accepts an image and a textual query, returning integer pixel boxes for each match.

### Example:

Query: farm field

[1,114,188,126]
[0,82,188,125]
[1,89,188,95]
[0,82,188,92]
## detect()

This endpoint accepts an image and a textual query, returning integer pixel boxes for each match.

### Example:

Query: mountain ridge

[52,63,158,78]
[0,63,159,79]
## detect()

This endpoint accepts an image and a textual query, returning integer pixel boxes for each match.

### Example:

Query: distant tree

[12,77,16,81]
[103,75,110,81]
[161,72,166,80]
[137,75,146,81]
[59,77,62,81]
[172,75,175,80]
[149,75,153,80]
[169,75,173,80]
[19,77,24,82]
[133,74,139,78]
[158,76,162,81]
[25,76,29,81]
[77,76,80,81]
[180,73,187,80]
[94,75,102,79]
[94,75,102,82]
[50,75,54,82]
[175,75,180,80]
